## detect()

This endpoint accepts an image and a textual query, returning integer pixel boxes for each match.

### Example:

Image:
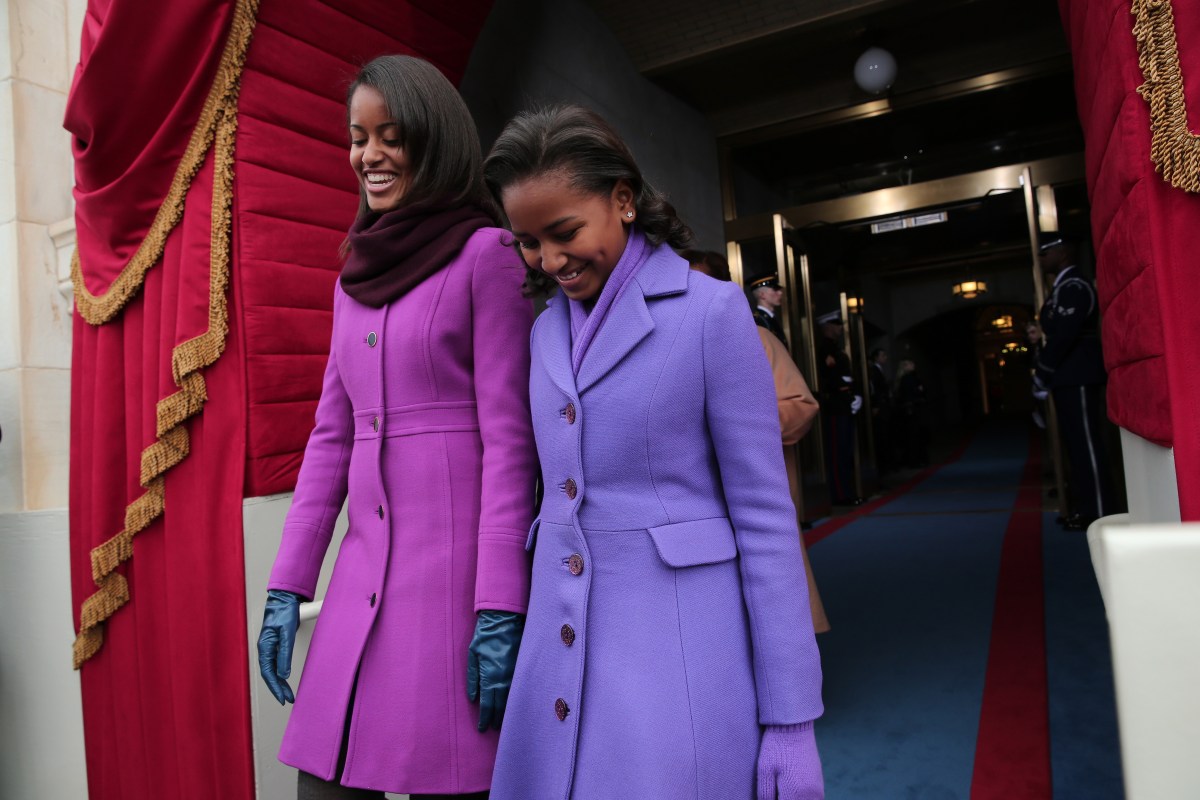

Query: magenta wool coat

[267,228,537,795]
[490,244,824,800]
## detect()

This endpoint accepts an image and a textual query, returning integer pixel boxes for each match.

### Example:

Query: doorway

[726,156,1085,512]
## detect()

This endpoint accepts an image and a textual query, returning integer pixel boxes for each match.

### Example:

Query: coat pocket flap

[647,518,737,567]
[525,518,541,552]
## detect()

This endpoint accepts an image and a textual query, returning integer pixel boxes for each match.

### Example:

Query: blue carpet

[808,423,1123,798]
[880,489,1018,516]
[811,509,1010,798]
[1042,514,1124,799]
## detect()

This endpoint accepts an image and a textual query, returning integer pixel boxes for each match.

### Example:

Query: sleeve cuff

[474,529,532,613]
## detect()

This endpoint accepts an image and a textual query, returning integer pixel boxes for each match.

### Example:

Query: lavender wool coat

[490,244,824,800]
[267,228,537,795]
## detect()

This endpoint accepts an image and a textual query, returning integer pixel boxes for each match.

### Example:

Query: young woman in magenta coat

[255,56,537,799]
[483,106,825,799]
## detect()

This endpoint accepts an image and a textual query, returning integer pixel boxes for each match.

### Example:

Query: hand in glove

[850,394,863,415]
[1031,373,1049,401]
[257,589,302,705]
[467,610,526,731]
[757,722,824,800]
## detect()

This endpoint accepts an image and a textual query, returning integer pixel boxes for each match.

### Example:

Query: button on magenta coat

[267,229,537,795]
[491,245,823,799]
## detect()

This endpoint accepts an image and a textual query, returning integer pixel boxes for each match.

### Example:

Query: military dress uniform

[748,274,788,347]
[753,306,787,345]
[867,359,892,472]
[816,312,858,504]
[1035,262,1113,526]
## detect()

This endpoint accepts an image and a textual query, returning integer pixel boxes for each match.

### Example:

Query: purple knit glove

[757,722,824,800]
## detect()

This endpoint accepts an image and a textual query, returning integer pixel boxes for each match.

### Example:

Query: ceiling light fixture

[854,47,897,94]
[952,280,987,299]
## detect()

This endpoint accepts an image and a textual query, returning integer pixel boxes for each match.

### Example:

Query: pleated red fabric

[67,1,494,797]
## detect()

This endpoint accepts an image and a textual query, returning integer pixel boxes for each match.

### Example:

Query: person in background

[1034,235,1113,530]
[816,310,862,505]
[867,347,893,474]
[689,250,830,634]
[485,104,824,800]
[255,55,537,800]
[749,273,789,346]
[682,247,731,282]
[894,358,929,468]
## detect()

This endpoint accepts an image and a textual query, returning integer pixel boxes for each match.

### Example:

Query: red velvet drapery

[1058,0,1200,518]
[68,1,493,797]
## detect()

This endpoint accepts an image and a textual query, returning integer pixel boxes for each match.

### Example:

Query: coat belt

[353,400,479,439]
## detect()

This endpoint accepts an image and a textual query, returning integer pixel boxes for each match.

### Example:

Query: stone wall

[0,4,89,798]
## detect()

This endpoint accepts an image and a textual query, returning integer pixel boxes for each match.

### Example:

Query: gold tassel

[1132,0,1200,192]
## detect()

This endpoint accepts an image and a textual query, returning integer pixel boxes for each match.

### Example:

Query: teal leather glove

[257,589,302,705]
[467,610,525,731]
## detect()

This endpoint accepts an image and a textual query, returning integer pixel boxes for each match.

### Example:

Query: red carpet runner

[970,431,1052,798]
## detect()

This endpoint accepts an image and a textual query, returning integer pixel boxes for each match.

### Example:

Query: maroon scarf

[340,202,494,307]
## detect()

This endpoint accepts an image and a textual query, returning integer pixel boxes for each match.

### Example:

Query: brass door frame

[725,215,833,523]
[724,154,1084,241]
[849,297,876,485]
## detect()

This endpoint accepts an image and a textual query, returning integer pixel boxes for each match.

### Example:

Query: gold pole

[772,214,795,351]
[1023,165,1068,517]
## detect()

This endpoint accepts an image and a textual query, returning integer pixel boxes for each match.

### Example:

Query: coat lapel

[575,285,654,394]
[537,296,579,398]
[575,245,690,394]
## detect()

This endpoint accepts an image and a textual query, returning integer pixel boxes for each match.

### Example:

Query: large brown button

[366,331,378,347]
[377,505,384,519]
[564,478,577,500]
[567,553,584,576]
[561,624,576,646]
[555,698,569,721]
[372,416,380,432]
[564,403,576,424]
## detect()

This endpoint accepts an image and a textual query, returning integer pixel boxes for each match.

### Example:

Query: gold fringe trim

[1132,0,1200,192]
[70,0,258,325]
[72,0,259,669]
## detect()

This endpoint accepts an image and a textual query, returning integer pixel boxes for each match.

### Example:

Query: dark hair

[682,249,731,282]
[483,105,693,250]
[346,55,496,222]
[870,347,886,361]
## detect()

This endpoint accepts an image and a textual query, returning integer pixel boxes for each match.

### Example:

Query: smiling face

[348,85,412,212]
[500,171,634,302]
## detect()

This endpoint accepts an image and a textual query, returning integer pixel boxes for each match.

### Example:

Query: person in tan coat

[687,250,829,633]
[757,326,830,633]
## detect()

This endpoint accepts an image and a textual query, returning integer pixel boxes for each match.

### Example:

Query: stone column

[0,1,88,797]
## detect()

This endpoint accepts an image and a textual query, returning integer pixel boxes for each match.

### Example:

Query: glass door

[727,214,833,525]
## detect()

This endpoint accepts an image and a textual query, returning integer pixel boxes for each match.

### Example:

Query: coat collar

[538,244,690,396]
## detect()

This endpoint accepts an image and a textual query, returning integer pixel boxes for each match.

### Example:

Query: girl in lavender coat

[255,56,537,799]
[483,106,824,799]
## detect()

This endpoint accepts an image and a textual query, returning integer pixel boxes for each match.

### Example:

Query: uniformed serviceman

[1034,235,1114,530]
[816,309,863,505]
[748,273,788,346]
